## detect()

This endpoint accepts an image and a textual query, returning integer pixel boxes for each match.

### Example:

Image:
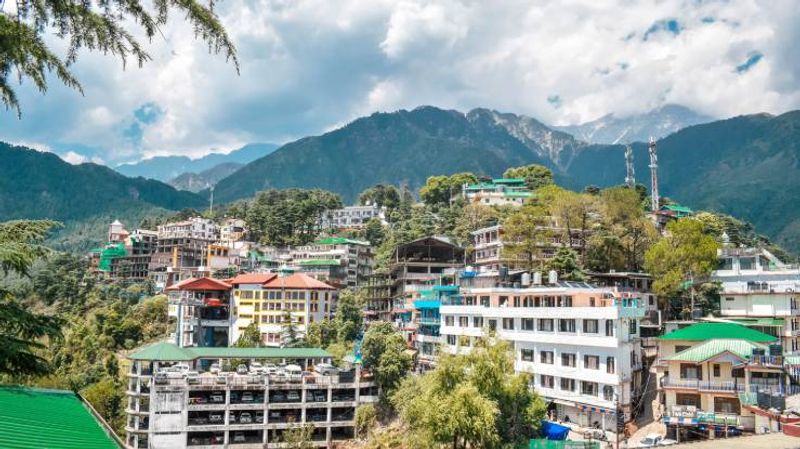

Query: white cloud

[1,0,798,164]
[60,151,89,164]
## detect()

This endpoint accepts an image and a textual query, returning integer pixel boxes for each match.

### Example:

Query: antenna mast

[648,137,659,212]
[624,144,635,188]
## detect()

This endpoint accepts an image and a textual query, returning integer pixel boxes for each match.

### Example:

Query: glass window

[559,319,576,333]
[607,357,616,374]
[521,349,534,362]
[581,381,598,396]
[446,335,456,345]
[713,364,721,377]
[538,319,554,332]
[739,257,756,270]
[603,386,614,401]
[473,317,484,328]
[584,355,600,370]
[629,320,637,335]
[521,318,535,331]
[502,318,515,330]
[561,353,576,367]
[540,351,554,364]
[459,317,469,327]
[445,316,454,326]
[584,319,599,334]
[560,378,576,391]
[605,320,615,336]
[540,375,554,388]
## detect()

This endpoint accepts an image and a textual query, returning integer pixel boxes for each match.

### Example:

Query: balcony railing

[661,376,745,392]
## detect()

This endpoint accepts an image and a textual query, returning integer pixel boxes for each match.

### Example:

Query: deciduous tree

[503,164,554,191]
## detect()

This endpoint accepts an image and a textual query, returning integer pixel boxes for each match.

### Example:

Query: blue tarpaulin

[541,421,570,440]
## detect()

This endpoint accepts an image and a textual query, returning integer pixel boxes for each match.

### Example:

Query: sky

[1,0,798,165]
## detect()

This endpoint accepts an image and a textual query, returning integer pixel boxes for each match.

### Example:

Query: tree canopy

[502,164,554,191]
[1,0,238,116]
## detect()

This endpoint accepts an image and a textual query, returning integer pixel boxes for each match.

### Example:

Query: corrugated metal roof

[128,342,331,361]
[0,386,119,449]
[297,259,341,266]
[665,339,765,363]
[658,322,777,342]
[313,237,370,246]
[414,300,441,309]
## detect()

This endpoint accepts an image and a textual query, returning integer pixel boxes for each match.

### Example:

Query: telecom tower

[648,136,659,212]
[624,144,635,188]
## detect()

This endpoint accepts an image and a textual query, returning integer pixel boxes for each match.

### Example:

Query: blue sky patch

[644,19,682,40]
[133,102,163,125]
[736,52,763,73]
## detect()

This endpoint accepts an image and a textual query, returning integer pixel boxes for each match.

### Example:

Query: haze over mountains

[3,104,799,253]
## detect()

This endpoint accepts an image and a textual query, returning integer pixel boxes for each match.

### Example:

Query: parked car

[315,363,338,375]
[173,363,191,372]
[271,392,286,402]
[285,364,303,382]
[241,392,254,402]
[191,416,208,425]
[209,413,224,424]
[232,432,246,443]
[209,363,221,374]
[210,392,225,403]
[313,391,327,402]
[286,391,301,402]
[154,372,168,385]
[239,412,253,424]
[236,364,249,375]
[249,362,264,374]
[186,373,200,384]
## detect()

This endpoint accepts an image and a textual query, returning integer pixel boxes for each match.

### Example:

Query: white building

[712,247,800,352]
[317,205,386,230]
[439,277,645,429]
[291,237,375,288]
[459,178,532,207]
[158,217,218,241]
[219,218,247,244]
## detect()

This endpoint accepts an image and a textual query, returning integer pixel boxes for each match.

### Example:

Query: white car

[315,363,338,376]
[637,434,677,447]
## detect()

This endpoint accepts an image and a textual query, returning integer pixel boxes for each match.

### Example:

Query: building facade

[317,205,386,230]
[167,277,234,348]
[124,342,378,449]
[712,247,800,352]
[439,279,645,429]
[231,273,337,346]
[291,238,374,288]
[459,178,532,207]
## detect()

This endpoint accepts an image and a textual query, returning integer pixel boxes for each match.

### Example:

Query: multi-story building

[471,222,586,270]
[291,238,374,288]
[109,229,159,282]
[220,218,247,245]
[158,218,219,241]
[124,342,378,449]
[362,273,393,324]
[414,285,459,369]
[150,218,218,290]
[231,273,337,346]
[387,236,464,325]
[655,322,782,439]
[458,178,532,207]
[167,277,234,348]
[317,205,386,230]
[712,247,800,352]
[439,277,645,430]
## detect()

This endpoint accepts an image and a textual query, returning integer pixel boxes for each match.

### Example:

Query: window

[521,318,535,331]
[502,318,515,330]
[540,351,554,364]
[459,317,469,327]
[538,319,554,332]
[629,320,637,335]
[561,353,576,367]
[540,375,554,388]
[584,355,600,370]
[581,381,598,396]
[559,319,576,333]
[446,335,457,345]
[675,345,691,353]
[560,378,575,391]
[583,319,599,334]
[714,397,740,414]
[607,357,616,374]
[740,257,756,270]
[473,317,484,328]
[676,393,700,407]
[521,349,535,362]
[605,320,615,336]
[445,316,454,326]
[559,296,573,307]
[713,364,721,377]
[680,364,701,380]
[480,296,490,307]
[603,386,614,401]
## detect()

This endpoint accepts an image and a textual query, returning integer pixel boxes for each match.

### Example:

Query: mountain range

[555,104,714,144]
[2,104,799,253]
[115,143,278,183]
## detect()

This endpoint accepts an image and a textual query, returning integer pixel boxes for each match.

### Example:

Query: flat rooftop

[129,342,332,361]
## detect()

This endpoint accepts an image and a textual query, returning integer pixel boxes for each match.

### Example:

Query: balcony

[418,317,441,326]
[661,376,745,392]
[749,355,784,369]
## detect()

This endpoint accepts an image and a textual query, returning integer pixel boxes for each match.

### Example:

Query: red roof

[229,273,278,285]
[166,277,231,291]
[263,273,335,290]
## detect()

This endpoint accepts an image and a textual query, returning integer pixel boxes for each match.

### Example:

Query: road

[666,433,800,449]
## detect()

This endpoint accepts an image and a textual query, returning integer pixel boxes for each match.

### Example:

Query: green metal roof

[492,178,526,184]
[662,204,694,214]
[297,259,341,266]
[504,191,533,198]
[0,385,119,449]
[313,237,370,246]
[128,342,331,361]
[665,339,765,363]
[658,322,777,342]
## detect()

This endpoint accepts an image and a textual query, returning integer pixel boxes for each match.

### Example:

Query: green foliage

[0,220,63,376]
[365,218,388,247]
[359,185,402,210]
[550,248,585,281]
[334,289,364,342]
[2,0,237,116]
[501,203,554,271]
[361,322,412,396]
[355,403,378,439]
[420,173,478,208]
[81,376,125,433]
[545,188,599,261]
[235,323,262,347]
[391,337,545,449]
[645,219,720,318]
[503,164,554,191]
[243,189,342,246]
[282,423,315,449]
[281,310,303,348]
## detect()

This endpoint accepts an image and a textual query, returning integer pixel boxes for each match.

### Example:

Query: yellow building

[230,272,336,346]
